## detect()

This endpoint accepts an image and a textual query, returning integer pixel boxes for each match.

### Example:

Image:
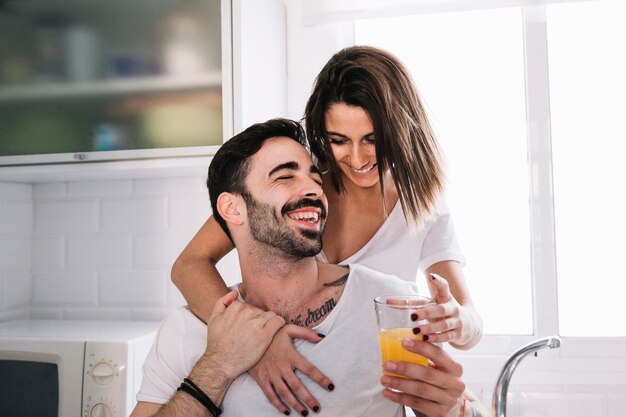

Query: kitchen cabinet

[0,0,230,166]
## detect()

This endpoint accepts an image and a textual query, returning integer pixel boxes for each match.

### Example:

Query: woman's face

[324,102,379,189]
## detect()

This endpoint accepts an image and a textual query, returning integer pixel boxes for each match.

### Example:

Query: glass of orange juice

[374,295,436,378]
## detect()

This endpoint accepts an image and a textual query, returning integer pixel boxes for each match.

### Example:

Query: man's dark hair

[207,118,308,241]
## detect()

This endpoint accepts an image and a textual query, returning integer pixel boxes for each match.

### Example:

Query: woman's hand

[380,339,465,417]
[249,324,334,416]
[416,273,481,349]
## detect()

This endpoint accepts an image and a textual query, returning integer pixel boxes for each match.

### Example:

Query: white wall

[0,177,241,322]
[233,0,288,131]
[285,0,354,119]
[0,182,32,321]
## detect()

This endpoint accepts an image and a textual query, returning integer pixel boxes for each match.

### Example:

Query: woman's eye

[276,176,293,181]
[329,138,346,145]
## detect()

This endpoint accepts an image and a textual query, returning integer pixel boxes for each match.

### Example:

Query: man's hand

[202,290,286,382]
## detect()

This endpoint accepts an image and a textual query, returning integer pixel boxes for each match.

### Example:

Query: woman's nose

[350,144,370,168]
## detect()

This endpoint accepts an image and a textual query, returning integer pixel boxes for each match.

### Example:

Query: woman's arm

[423,261,483,350]
[171,216,233,323]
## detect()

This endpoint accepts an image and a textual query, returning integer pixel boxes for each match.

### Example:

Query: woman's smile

[325,103,380,189]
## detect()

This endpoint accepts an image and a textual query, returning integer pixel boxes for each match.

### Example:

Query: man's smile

[287,208,321,224]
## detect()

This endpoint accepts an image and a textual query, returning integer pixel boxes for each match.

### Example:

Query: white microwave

[0,319,159,417]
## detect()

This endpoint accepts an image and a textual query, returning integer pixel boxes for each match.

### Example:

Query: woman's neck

[323,170,398,214]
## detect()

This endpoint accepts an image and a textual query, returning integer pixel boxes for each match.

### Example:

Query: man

[131,119,483,417]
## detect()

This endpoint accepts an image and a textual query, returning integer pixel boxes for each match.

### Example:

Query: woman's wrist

[450,305,483,350]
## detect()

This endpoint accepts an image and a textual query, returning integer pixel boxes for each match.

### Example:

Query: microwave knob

[90,361,116,385]
[89,402,114,417]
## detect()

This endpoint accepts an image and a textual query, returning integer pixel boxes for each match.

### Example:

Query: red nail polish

[423,335,429,341]
[411,313,418,321]
[412,327,421,334]
[313,406,320,413]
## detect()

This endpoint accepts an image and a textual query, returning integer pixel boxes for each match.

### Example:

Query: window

[356,8,532,335]
[353,0,626,338]
[547,0,626,337]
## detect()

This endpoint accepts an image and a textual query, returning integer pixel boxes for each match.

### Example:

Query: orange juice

[379,328,428,377]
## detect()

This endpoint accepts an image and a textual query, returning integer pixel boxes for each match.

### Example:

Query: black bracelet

[177,378,223,416]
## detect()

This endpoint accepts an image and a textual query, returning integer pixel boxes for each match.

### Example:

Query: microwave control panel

[83,341,130,417]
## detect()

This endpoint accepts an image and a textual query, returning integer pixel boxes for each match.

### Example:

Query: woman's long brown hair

[304,46,445,225]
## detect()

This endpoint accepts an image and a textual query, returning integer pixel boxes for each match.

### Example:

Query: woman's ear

[216,192,245,226]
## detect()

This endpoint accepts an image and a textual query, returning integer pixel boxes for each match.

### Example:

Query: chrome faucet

[492,335,562,417]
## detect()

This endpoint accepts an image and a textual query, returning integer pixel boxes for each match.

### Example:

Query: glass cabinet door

[0,0,225,165]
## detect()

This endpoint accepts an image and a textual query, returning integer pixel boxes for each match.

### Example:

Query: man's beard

[242,192,326,258]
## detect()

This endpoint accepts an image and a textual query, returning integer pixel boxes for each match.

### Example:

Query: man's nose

[302,177,323,198]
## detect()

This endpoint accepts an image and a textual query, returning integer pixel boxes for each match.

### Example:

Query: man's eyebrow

[311,165,322,176]
[268,161,299,177]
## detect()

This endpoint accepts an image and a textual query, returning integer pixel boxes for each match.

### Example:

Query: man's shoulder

[157,305,205,340]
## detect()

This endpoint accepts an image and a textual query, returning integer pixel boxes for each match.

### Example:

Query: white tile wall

[0,182,32,319]
[35,199,99,233]
[521,392,607,417]
[25,177,228,319]
[0,177,237,321]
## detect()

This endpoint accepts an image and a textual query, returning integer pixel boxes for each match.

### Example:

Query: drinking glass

[374,295,436,377]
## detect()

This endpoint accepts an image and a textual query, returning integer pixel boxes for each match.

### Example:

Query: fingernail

[301,410,309,416]
[430,273,437,280]
[328,383,335,391]
[385,361,397,371]
[423,335,429,341]
[317,333,326,338]
[313,406,320,413]
[284,411,290,416]
[410,313,418,321]
[412,327,421,334]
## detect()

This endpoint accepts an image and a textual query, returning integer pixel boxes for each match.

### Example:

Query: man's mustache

[282,198,327,220]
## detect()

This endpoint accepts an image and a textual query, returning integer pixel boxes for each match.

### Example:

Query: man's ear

[216,192,245,226]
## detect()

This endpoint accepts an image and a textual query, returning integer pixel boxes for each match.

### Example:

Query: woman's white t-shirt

[316,200,465,283]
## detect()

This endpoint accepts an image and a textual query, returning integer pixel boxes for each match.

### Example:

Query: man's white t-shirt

[316,200,465,283]
[136,264,420,416]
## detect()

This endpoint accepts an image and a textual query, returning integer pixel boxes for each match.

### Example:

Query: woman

[172,46,483,416]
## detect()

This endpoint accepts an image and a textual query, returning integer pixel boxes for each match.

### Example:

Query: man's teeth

[352,165,375,174]
[288,212,319,223]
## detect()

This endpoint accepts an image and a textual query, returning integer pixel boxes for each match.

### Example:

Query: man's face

[242,137,328,258]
